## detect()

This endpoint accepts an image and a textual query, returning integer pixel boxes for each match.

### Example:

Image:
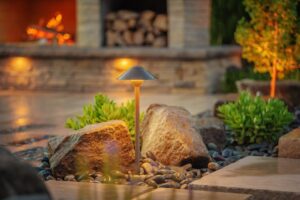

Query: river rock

[48,120,135,178]
[141,104,210,168]
[278,128,300,159]
[193,116,226,151]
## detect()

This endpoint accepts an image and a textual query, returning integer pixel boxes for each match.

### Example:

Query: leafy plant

[65,94,143,142]
[235,0,300,97]
[218,92,294,144]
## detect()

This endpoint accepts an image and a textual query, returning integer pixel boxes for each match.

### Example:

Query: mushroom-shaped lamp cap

[118,66,156,80]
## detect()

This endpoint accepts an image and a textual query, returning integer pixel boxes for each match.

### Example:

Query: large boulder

[193,116,226,151]
[141,104,210,168]
[48,120,135,178]
[0,147,50,200]
[278,128,300,159]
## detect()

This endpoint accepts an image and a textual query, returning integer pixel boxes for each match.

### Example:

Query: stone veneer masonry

[0,46,241,93]
[77,0,211,48]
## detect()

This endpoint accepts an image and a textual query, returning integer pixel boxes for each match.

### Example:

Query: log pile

[105,10,168,47]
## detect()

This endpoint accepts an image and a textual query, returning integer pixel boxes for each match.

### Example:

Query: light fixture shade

[118,66,156,80]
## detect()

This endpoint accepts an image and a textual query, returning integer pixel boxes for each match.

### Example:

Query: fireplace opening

[102,0,168,47]
[0,0,76,45]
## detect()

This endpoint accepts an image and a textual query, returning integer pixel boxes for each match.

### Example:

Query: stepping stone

[190,156,300,200]
[46,180,251,200]
[46,181,153,200]
[133,188,252,200]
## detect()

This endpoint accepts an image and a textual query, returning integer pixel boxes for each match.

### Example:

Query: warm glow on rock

[113,58,138,72]
[8,57,32,73]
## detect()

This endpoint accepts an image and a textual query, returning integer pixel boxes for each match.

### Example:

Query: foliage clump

[218,92,294,144]
[235,0,300,96]
[65,94,142,142]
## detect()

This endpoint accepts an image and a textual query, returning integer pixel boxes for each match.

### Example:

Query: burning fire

[26,12,73,45]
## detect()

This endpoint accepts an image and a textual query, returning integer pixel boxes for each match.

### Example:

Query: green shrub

[65,94,143,142]
[218,92,294,144]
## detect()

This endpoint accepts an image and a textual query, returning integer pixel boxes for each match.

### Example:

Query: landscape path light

[118,66,156,173]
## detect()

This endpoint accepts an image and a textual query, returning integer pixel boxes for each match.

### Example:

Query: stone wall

[168,0,211,48]
[0,46,241,93]
[77,0,211,48]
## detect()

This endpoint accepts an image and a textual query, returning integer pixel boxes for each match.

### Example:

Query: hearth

[0,0,76,44]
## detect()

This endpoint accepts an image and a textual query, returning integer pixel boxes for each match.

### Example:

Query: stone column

[168,0,211,48]
[168,0,185,49]
[77,0,102,48]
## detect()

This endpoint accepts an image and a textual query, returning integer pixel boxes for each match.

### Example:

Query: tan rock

[141,104,210,168]
[279,128,300,159]
[48,120,135,178]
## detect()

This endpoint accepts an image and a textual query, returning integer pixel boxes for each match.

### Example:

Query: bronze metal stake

[132,80,143,174]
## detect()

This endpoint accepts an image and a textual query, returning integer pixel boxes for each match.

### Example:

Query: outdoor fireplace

[0,0,210,48]
[0,0,242,94]
[0,0,76,44]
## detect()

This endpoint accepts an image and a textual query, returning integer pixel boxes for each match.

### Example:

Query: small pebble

[150,175,165,184]
[46,175,55,181]
[141,162,153,174]
[158,181,180,189]
[207,143,218,151]
[222,148,233,158]
[64,174,76,181]
[180,184,188,189]
[145,179,158,188]
[41,157,49,163]
[208,162,220,171]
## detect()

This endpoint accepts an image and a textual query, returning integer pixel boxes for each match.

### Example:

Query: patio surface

[190,156,300,200]
[46,181,252,200]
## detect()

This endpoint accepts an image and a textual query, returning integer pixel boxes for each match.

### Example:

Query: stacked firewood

[105,10,168,47]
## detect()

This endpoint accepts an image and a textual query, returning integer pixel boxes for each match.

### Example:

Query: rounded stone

[207,143,218,151]
[64,174,76,181]
[222,148,233,158]
[207,162,220,171]
[150,175,165,184]
[141,162,153,174]
[180,184,188,189]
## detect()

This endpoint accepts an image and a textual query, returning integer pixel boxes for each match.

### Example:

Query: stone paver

[46,181,251,200]
[46,181,153,200]
[133,188,251,200]
[190,156,300,200]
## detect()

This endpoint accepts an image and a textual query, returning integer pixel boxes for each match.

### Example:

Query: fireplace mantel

[0,45,241,60]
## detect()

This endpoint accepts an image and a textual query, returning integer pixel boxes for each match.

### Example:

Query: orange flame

[26,12,73,45]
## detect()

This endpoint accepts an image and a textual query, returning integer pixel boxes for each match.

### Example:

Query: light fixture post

[131,80,143,173]
[118,66,156,174]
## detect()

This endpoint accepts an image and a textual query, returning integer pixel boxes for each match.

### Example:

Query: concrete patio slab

[190,156,300,200]
[46,181,251,200]
[46,181,153,200]
[133,188,252,200]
